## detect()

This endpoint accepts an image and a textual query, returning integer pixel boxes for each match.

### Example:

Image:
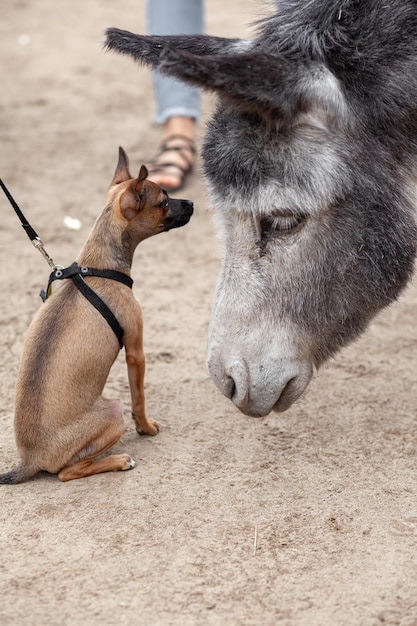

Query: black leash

[0,178,132,349]
[0,177,58,269]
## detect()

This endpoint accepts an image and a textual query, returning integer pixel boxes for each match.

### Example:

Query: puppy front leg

[126,347,159,436]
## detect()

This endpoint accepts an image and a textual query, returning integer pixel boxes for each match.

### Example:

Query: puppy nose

[180,199,194,219]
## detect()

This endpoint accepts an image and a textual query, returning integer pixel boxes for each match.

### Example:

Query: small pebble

[18,34,31,46]
[63,215,82,231]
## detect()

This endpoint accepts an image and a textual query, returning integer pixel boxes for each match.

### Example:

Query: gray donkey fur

[105,0,417,417]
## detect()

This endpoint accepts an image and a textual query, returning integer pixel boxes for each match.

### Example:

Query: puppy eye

[260,212,306,237]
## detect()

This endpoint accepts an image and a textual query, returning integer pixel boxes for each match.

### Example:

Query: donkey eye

[260,212,305,237]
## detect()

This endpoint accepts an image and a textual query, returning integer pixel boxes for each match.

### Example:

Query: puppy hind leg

[58,452,136,482]
[57,399,135,482]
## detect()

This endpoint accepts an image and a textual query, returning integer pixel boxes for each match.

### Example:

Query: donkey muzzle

[207,351,313,417]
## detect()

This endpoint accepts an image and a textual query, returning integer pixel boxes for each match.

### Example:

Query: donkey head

[106,1,417,416]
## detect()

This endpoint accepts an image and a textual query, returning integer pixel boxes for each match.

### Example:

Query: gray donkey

[105,0,417,417]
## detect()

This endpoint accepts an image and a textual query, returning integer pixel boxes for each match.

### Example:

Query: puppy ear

[120,165,149,221]
[111,146,132,186]
[137,164,148,184]
[117,161,152,221]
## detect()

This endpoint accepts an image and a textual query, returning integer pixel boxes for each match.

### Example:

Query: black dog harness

[41,263,133,349]
[0,177,131,350]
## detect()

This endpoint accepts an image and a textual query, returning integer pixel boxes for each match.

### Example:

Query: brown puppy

[0,147,193,483]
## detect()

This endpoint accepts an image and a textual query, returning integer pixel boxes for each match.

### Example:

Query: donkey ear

[157,48,346,124]
[111,146,132,186]
[105,28,345,124]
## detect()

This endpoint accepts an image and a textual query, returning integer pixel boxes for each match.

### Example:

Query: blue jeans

[146,0,204,124]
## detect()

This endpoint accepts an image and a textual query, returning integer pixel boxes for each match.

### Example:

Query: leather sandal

[146,134,196,192]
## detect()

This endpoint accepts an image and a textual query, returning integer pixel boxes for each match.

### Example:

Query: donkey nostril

[223,375,236,400]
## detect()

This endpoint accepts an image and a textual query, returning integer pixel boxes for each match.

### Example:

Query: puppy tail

[0,464,38,484]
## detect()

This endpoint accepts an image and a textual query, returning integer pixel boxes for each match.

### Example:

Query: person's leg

[145,0,204,191]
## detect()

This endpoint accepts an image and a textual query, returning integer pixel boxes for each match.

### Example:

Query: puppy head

[109,147,193,242]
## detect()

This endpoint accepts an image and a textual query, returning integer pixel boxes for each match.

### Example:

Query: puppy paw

[121,454,136,470]
[136,420,159,437]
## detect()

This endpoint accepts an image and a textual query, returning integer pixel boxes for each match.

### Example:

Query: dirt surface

[1,1,417,625]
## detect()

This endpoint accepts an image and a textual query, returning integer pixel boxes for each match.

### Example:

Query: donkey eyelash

[260,212,306,237]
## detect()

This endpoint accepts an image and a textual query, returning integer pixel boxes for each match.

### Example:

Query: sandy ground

[1,1,417,625]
